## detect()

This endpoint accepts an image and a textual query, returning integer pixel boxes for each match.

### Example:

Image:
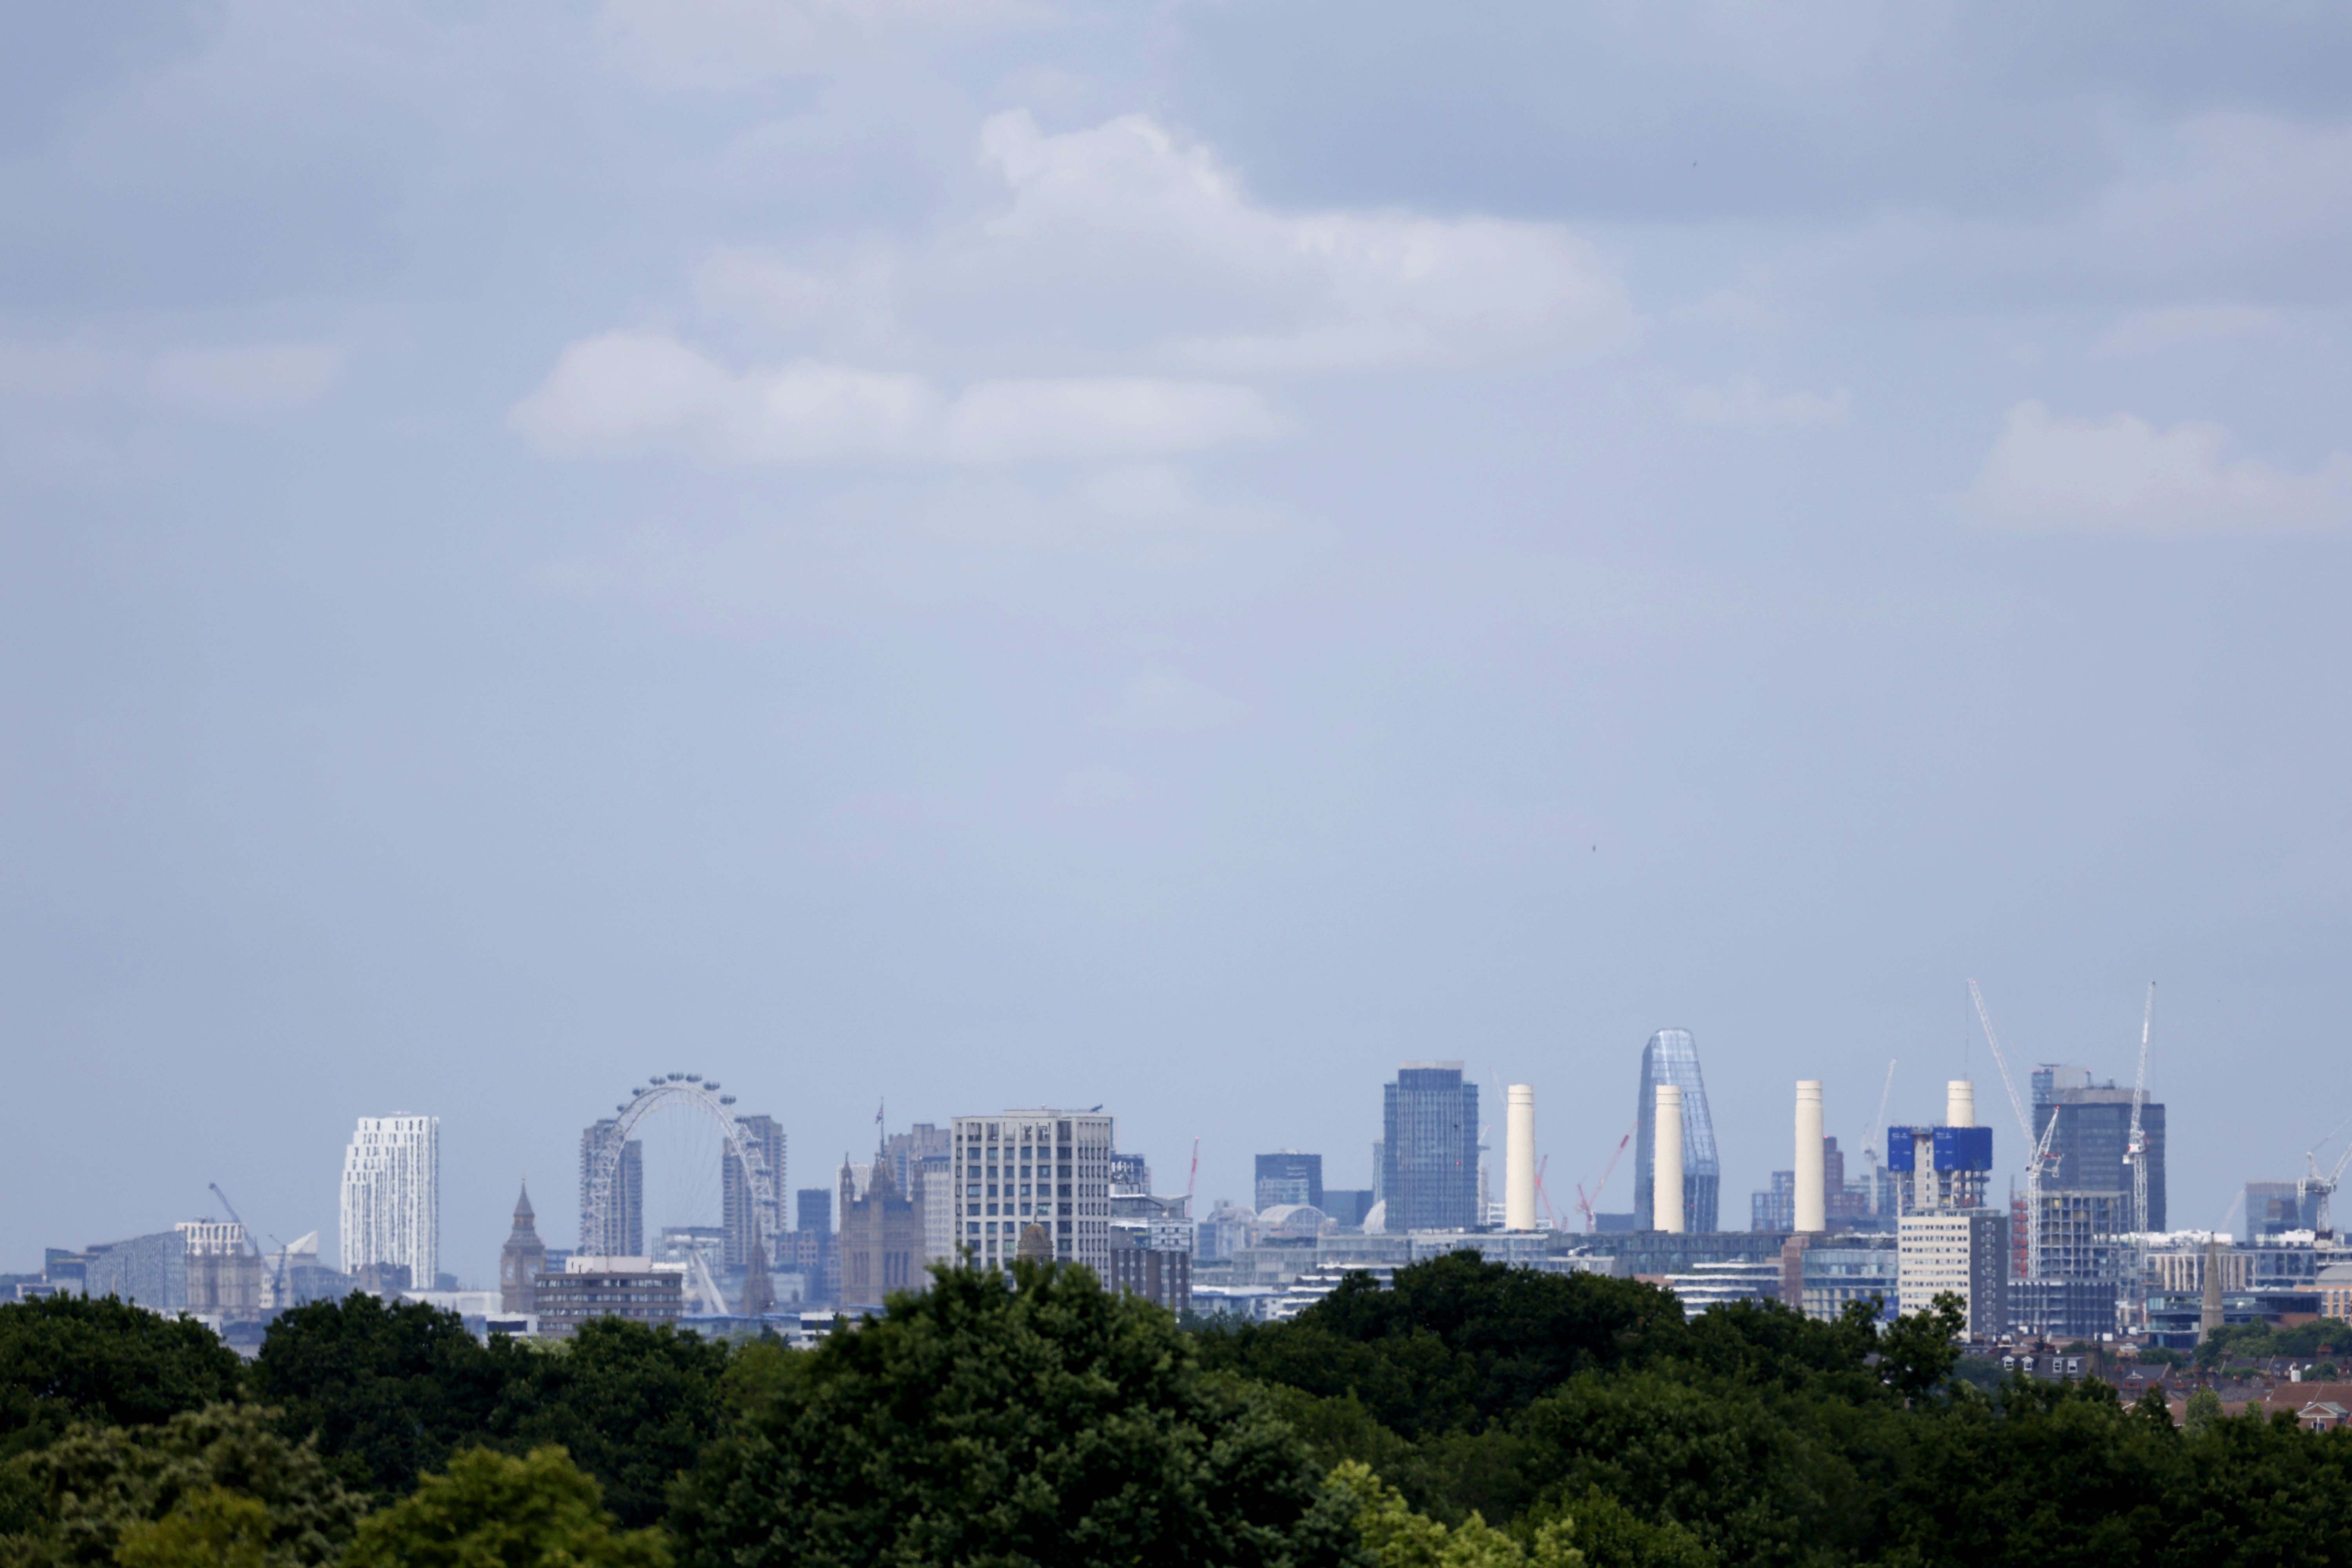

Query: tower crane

[2301,1128,2352,1239]
[1575,1127,1633,1234]
[1858,1059,1896,1212]
[1185,1137,1200,1219]
[1969,981,2061,1281]
[2120,983,2156,1328]
[207,1182,283,1310]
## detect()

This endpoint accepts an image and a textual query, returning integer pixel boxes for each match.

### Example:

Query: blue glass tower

[1382,1063,1480,1231]
[1631,1029,1721,1233]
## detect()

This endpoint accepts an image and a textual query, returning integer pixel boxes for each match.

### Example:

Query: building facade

[500,1183,547,1314]
[838,1152,926,1312]
[340,1115,438,1285]
[951,1109,1116,1274]
[578,1120,643,1258]
[1255,1152,1325,1214]
[2033,1080,2166,1233]
[1383,1065,1480,1232]
[1898,1210,2009,1338]
[178,1221,261,1318]
[534,1260,682,1338]
[1631,1031,1721,1236]
[1107,1229,1191,1314]
[722,1114,786,1271]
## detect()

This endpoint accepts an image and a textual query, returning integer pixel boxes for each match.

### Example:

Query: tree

[0,1298,243,1462]
[342,1446,666,1568]
[2183,1386,2223,1438]
[0,1402,364,1568]
[1873,1294,1967,1403]
[1196,1256,1687,1441]
[114,1488,272,1568]
[670,1259,1367,1568]
[248,1296,510,1497]
[1332,1461,1582,1568]
[484,1319,730,1529]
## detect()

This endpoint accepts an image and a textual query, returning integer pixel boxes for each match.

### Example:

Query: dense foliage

[2,1259,2350,1567]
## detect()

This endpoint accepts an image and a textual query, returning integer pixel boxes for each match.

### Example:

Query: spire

[514,1180,535,1222]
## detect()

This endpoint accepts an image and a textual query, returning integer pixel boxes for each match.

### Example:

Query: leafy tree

[670,1259,1367,1568]
[114,1488,272,1568]
[248,1296,509,1497]
[2183,1386,2223,1438]
[1332,1460,1582,1568]
[342,1446,664,1568]
[1196,1256,1686,1441]
[0,1299,243,1462]
[0,1403,363,1568]
[1872,1293,1967,1402]
[485,1319,730,1528]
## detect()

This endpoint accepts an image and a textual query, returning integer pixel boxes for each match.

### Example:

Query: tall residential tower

[339,1115,439,1284]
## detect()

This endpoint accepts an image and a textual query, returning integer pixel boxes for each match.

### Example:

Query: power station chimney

[1795,1080,1826,1233]
[1946,1079,1975,1129]
[1654,1084,1685,1233]
[1505,1085,1537,1231]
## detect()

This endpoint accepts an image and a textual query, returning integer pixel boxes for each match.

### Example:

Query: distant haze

[3,3,2349,1279]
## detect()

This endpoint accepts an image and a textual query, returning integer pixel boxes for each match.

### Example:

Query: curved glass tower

[1631,1029,1721,1234]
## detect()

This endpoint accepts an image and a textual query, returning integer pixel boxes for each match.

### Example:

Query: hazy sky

[5,2,2351,1281]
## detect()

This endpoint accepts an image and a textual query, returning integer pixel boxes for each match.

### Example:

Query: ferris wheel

[581,1072,780,1314]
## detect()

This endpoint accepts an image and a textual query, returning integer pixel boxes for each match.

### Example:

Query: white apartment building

[950,1110,1116,1275]
[1897,1209,2007,1339]
[340,1115,439,1285]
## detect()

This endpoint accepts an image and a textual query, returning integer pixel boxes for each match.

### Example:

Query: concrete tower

[1654,1084,1685,1234]
[1505,1085,1537,1231]
[1795,1082,1826,1233]
[1947,1080,1976,1129]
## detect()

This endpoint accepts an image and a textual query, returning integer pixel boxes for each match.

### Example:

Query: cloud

[146,342,341,419]
[1967,400,2352,534]
[511,330,1280,466]
[1113,666,1250,734]
[1674,376,1849,428]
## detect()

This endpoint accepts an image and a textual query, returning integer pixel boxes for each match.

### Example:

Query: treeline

[2,1256,2348,1568]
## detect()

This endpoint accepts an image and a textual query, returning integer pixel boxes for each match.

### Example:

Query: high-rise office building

[723,1114,786,1270]
[2032,1080,2165,1232]
[950,1109,1116,1274]
[2246,1180,2322,1237]
[578,1120,643,1257]
[1382,1064,1479,1232]
[1631,1031,1720,1235]
[1109,1152,1151,1194]
[1254,1151,1324,1214]
[339,1115,438,1284]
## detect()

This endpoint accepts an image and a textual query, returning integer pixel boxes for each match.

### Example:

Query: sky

[4,1,2351,1282]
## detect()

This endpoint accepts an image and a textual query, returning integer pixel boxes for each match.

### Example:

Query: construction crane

[1185,1136,1200,1219]
[2301,1124,2352,1239]
[1534,1156,1558,1230]
[1969,981,2061,1281]
[2120,983,2156,1329]
[1858,1059,1897,1210]
[207,1182,283,1312]
[1575,1127,1633,1234]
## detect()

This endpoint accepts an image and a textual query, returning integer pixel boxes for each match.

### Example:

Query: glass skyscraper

[1382,1063,1480,1231]
[1631,1029,1721,1234]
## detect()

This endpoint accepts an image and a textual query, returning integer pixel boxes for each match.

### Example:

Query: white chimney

[1654,1083,1685,1234]
[1505,1084,1537,1231]
[1795,1080,1826,1233]
[1947,1079,1975,1129]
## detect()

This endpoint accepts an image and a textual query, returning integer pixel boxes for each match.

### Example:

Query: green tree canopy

[0,1402,364,1568]
[669,1260,1366,1568]
[342,1446,665,1568]
[0,1299,244,1462]
[247,1296,507,1498]
[483,1319,730,1528]
[1196,1256,1687,1440]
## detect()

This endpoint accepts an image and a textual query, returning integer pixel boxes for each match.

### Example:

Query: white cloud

[511,330,1279,467]
[963,109,1637,371]
[1968,400,2352,534]
[1675,376,1849,428]
[148,343,341,418]
[1113,666,1250,734]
